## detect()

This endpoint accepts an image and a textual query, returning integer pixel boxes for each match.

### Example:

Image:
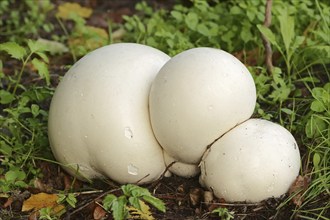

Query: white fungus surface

[199,119,301,202]
[163,151,200,178]
[149,48,256,164]
[48,43,170,184]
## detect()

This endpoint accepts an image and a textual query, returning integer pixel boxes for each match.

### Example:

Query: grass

[0,0,329,219]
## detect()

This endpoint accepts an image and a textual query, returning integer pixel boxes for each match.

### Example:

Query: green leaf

[31,104,40,117]
[197,23,210,36]
[297,76,320,83]
[0,90,15,104]
[291,36,305,51]
[66,193,77,208]
[310,100,326,112]
[313,153,321,169]
[36,38,69,55]
[31,58,50,85]
[129,197,141,210]
[14,180,28,188]
[142,195,166,213]
[131,188,150,198]
[122,184,150,197]
[27,39,47,53]
[272,67,283,85]
[311,88,324,99]
[35,52,49,63]
[278,13,294,53]
[281,108,294,115]
[0,42,27,60]
[171,11,183,22]
[57,194,67,204]
[5,170,26,182]
[311,87,329,104]
[121,184,133,196]
[230,6,242,15]
[185,12,199,30]
[212,207,234,219]
[0,142,12,156]
[247,10,255,21]
[305,116,327,138]
[240,26,253,43]
[257,25,278,48]
[270,87,290,102]
[103,194,117,211]
[111,196,128,220]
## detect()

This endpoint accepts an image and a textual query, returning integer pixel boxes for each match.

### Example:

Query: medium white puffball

[149,48,256,164]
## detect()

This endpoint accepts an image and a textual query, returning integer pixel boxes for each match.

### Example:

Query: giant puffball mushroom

[48,43,170,184]
[199,119,301,202]
[149,48,256,164]
[163,151,200,178]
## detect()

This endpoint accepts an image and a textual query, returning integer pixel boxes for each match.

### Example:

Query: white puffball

[149,48,256,164]
[48,43,170,184]
[199,119,301,202]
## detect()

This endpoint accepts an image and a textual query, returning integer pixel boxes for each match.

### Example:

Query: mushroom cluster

[48,43,301,202]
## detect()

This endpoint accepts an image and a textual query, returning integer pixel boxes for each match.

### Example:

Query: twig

[261,0,274,74]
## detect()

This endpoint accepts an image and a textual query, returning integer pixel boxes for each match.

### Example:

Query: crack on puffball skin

[204,118,250,152]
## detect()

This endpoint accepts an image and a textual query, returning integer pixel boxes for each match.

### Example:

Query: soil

[26,162,296,220]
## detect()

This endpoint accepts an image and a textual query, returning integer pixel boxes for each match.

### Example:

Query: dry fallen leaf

[203,190,214,204]
[56,2,92,20]
[3,197,14,208]
[28,211,38,220]
[93,205,107,220]
[189,188,203,206]
[289,175,311,206]
[33,178,53,193]
[68,26,108,56]
[22,193,65,213]
[128,200,154,220]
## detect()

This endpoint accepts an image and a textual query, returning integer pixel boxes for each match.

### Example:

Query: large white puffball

[149,48,256,164]
[199,119,301,202]
[48,43,170,184]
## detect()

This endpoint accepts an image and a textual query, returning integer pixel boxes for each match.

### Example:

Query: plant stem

[56,16,77,62]
[13,52,33,96]
[261,0,274,74]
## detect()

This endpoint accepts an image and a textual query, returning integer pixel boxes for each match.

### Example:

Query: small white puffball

[48,43,170,184]
[149,48,256,164]
[163,151,200,178]
[199,119,301,202]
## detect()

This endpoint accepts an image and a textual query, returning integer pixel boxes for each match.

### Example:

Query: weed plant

[0,0,54,43]
[0,40,53,193]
